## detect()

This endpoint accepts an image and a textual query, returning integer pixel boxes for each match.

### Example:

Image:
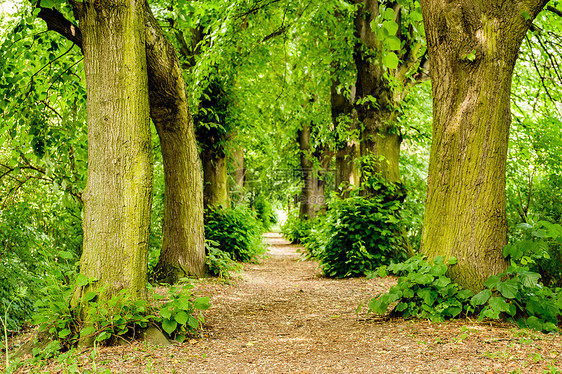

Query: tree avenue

[420,0,549,292]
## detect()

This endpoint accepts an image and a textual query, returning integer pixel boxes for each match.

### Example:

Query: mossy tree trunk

[143,3,205,282]
[39,1,207,284]
[331,81,360,197]
[201,146,231,209]
[298,124,332,219]
[419,0,548,292]
[354,0,402,193]
[76,0,152,300]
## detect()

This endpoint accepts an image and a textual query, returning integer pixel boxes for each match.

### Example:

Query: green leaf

[383,7,395,20]
[84,291,97,302]
[187,315,199,330]
[518,270,541,288]
[489,297,511,314]
[96,331,112,342]
[497,280,518,299]
[174,311,189,325]
[58,328,71,338]
[383,20,399,35]
[471,289,492,306]
[484,275,501,289]
[80,326,96,337]
[386,36,401,51]
[75,273,89,287]
[368,297,389,314]
[383,52,399,69]
[194,296,211,310]
[40,0,56,9]
[447,257,457,265]
[162,318,178,335]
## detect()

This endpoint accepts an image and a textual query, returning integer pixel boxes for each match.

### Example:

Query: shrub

[32,274,210,353]
[369,229,562,332]
[317,195,407,278]
[204,205,266,262]
[368,256,474,322]
[205,239,241,280]
[281,210,314,244]
[254,195,277,231]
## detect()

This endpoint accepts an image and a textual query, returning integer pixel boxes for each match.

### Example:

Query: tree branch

[36,7,83,49]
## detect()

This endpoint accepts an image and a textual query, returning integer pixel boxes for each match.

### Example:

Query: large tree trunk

[76,0,152,300]
[37,1,207,283]
[143,3,205,282]
[201,147,230,209]
[419,0,548,292]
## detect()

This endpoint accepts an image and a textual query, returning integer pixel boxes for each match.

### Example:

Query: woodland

[0,0,562,372]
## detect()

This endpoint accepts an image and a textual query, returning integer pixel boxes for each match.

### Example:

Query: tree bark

[37,3,207,283]
[76,0,152,299]
[201,146,230,209]
[143,3,205,282]
[419,0,548,292]
[297,124,330,219]
[331,80,359,197]
[354,0,402,191]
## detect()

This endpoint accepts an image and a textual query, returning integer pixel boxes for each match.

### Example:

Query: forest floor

[11,233,562,373]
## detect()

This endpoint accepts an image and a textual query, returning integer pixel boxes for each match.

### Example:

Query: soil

[9,233,562,373]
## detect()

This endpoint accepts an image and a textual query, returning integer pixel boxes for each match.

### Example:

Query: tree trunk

[143,3,205,282]
[298,124,329,219]
[232,148,245,189]
[419,0,547,292]
[37,1,207,284]
[353,0,403,193]
[331,80,359,197]
[76,0,152,300]
[201,147,230,209]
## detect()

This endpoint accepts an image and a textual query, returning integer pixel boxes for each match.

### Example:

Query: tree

[37,1,206,283]
[74,0,152,299]
[419,0,549,292]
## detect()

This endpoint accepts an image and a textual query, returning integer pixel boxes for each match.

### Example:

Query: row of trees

[1,0,561,332]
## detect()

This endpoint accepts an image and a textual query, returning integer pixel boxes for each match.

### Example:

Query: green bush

[504,221,562,288]
[281,210,314,244]
[317,195,407,278]
[205,205,266,262]
[254,195,277,231]
[32,274,210,353]
[369,229,562,332]
[368,256,474,322]
[205,239,242,280]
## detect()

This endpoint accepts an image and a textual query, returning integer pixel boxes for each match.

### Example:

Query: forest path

[57,233,561,373]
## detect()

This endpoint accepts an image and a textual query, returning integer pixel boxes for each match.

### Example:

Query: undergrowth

[367,221,562,332]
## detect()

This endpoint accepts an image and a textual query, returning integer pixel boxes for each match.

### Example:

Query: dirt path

[23,233,562,373]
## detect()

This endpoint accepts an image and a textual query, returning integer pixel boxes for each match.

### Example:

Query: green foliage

[32,275,211,353]
[151,282,210,343]
[316,194,407,278]
[369,228,562,332]
[253,194,277,231]
[205,239,241,281]
[204,205,266,262]
[368,256,474,322]
[471,266,561,333]
[281,210,314,244]
[504,221,562,287]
